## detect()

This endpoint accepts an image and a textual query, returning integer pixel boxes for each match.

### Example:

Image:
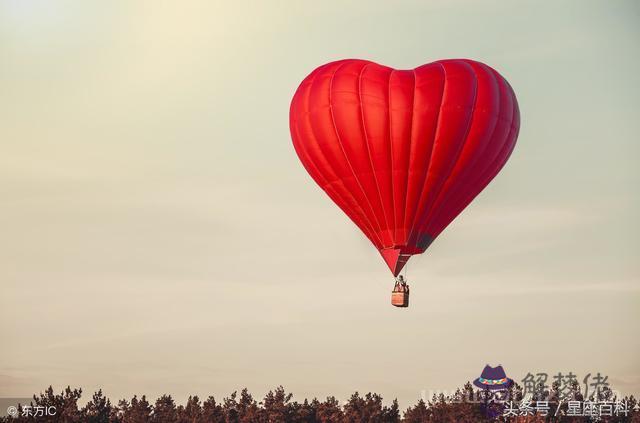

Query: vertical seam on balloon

[303,63,384,246]
[420,60,479,236]
[469,71,515,189]
[327,61,387,245]
[433,71,515,237]
[387,69,397,246]
[427,61,501,234]
[402,68,417,248]
[450,88,518,229]
[292,101,378,245]
[485,85,518,177]
[405,62,447,248]
[357,62,392,248]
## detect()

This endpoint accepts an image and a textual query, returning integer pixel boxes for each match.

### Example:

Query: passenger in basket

[396,275,409,292]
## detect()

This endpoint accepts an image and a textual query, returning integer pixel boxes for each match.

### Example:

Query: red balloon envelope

[289,59,520,276]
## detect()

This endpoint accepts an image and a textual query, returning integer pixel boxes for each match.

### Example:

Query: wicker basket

[391,291,409,308]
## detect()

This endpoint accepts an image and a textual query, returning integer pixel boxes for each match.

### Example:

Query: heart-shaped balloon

[290,59,520,275]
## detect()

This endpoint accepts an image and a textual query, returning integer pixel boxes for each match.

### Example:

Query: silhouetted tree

[262,386,293,422]
[383,398,400,422]
[403,398,429,422]
[120,395,152,423]
[152,394,177,423]
[293,398,318,423]
[316,396,343,423]
[177,395,203,423]
[342,392,398,422]
[83,390,116,423]
[202,396,225,423]
[236,388,261,422]
[222,391,239,423]
[27,386,84,423]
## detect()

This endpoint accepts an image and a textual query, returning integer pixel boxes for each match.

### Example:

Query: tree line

[1,382,638,422]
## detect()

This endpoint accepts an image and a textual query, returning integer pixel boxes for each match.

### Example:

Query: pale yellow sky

[1,0,639,408]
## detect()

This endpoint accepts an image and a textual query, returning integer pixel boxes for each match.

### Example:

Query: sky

[1,0,639,409]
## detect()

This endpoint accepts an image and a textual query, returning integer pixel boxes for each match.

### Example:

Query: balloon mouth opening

[380,249,411,276]
[378,233,434,276]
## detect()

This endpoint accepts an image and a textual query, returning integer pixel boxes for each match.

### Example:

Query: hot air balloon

[289,59,520,307]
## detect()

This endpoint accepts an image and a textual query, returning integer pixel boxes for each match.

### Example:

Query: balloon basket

[391,291,409,308]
